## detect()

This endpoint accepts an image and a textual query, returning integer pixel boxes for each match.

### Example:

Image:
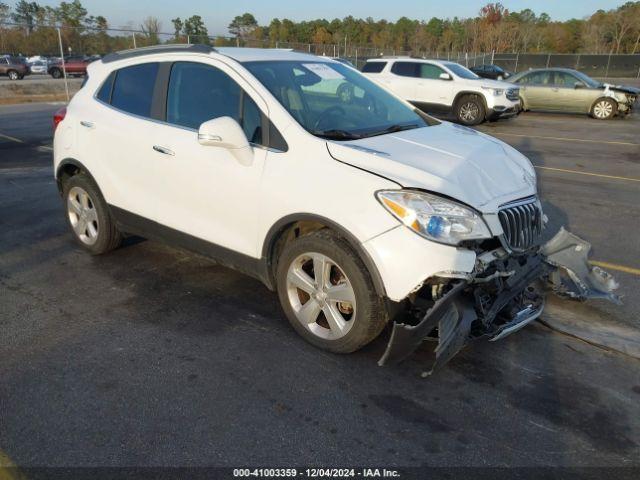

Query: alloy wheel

[67,186,99,245]
[459,102,480,123]
[8,71,18,80]
[593,100,613,119]
[286,252,356,341]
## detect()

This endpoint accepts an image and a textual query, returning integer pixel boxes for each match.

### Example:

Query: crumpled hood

[327,122,537,211]
[604,83,640,96]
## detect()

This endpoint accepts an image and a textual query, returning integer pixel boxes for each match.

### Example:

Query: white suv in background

[362,57,520,125]
[53,45,617,374]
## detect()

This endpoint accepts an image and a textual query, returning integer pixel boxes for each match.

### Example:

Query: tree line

[1,0,640,56]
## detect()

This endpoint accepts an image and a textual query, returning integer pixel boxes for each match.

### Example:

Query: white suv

[362,58,520,125]
[53,45,617,374]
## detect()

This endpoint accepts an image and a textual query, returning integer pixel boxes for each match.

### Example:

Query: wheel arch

[55,158,100,196]
[261,213,387,298]
[453,90,488,113]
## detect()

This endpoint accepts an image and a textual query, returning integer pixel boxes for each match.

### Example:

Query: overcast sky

[7,0,625,36]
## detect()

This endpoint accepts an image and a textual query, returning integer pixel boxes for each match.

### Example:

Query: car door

[148,60,269,258]
[76,62,163,222]
[416,62,455,108]
[515,71,553,110]
[0,57,8,75]
[386,61,420,101]
[553,71,595,113]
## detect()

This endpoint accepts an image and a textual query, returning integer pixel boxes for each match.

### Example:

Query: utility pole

[56,28,69,102]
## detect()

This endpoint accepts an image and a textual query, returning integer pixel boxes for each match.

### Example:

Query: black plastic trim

[109,205,270,285]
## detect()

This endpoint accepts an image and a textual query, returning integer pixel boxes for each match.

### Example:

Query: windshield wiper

[311,129,362,140]
[361,123,421,138]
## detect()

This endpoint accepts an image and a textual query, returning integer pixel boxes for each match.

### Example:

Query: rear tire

[455,94,485,126]
[7,70,19,80]
[276,229,388,354]
[591,97,617,120]
[62,174,122,255]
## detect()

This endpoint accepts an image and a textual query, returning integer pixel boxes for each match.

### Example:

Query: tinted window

[391,62,419,77]
[96,71,115,103]
[444,62,479,79]
[166,62,264,145]
[419,63,445,79]
[362,62,386,73]
[110,63,158,117]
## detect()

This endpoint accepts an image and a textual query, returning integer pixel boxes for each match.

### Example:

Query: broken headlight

[376,190,491,246]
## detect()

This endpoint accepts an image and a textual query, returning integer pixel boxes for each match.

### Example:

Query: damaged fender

[378,228,621,375]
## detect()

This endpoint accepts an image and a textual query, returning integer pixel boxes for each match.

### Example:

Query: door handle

[80,120,94,129]
[153,145,175,156]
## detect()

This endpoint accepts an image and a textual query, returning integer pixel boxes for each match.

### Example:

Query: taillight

[53,106,67,132]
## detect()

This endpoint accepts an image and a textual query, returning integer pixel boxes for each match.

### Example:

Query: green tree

[171,17,183,41]
[183,15,208,43]
[228,12,258,40]
[11,0,43,33]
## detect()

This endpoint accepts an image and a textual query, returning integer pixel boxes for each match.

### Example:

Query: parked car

[0,55,31,80]
[28,60,48,74]
[362,57,520,125]
[509,68,638,120]
[52,45,618,373]
[470,64,512,80]
[48,56,91,78]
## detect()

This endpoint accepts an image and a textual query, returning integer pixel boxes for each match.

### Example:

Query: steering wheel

[313,105,346,130]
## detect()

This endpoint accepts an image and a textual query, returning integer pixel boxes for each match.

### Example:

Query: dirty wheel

[456,94,485,126]
[276,229,387,353]
[62,174,122,255]
[591,98,616,120]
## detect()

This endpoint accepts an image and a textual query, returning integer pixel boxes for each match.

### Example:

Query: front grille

[498,198,543,251]
[506,88,519,101]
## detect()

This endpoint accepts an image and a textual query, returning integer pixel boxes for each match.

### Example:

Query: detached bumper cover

[378,228,621,375]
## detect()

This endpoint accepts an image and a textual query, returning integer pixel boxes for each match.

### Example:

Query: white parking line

[0,132,24,143]
[534,166,640,183]
[487,131,639,147]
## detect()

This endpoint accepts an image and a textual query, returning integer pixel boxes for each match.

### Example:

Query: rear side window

[391,62,419,78]
[96,71,115,103]
[362,62,386,73]
[110,63,159,117]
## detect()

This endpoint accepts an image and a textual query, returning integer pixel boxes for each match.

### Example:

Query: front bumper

[378,228,621,375]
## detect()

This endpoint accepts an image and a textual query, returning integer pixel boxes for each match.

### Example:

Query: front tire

[591,98,617,120]
[276,229,387,353]
[62,174,122,255]
[455,94,485,126]
[50,68,63,79]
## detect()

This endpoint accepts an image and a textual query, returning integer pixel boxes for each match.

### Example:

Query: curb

[540,296,640,360]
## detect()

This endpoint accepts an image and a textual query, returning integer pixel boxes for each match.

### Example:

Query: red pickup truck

[48,56,91,79]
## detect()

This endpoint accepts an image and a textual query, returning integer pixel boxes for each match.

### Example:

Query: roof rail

[102,44,216,64]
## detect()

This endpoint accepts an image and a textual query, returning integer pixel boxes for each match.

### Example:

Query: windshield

[243,60,432,140]
[572,70,601,88]
[445,63,480,80]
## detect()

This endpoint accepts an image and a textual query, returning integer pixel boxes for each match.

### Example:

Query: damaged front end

[378,228,621,376]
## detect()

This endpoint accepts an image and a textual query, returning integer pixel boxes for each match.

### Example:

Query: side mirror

[439,73,452,81]
[198,116,253,166]
[574,82,584,89]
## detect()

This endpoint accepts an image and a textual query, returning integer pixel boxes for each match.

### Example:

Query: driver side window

[419,64,446,79]
[166,61,264,145]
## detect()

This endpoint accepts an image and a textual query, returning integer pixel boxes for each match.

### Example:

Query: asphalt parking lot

[1,102,639,470]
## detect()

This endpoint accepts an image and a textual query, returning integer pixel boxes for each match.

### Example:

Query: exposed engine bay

[379,228,621,376]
